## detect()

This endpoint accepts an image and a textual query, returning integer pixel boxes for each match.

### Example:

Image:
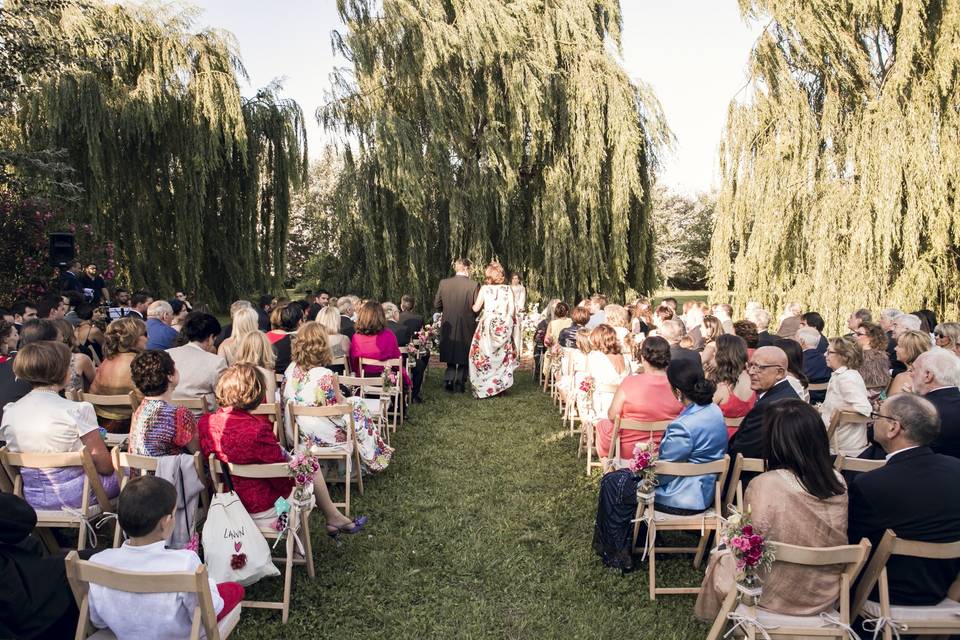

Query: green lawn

[233,368,710,639]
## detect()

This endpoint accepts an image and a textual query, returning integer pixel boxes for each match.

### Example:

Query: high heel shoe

[326,515,368,540]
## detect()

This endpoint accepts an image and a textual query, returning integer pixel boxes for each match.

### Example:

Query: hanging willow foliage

[710,0,960,332]
[320,0,670,306]
[12,1,307,306]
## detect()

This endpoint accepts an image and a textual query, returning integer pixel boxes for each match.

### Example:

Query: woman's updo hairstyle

[638,336,671,370]
[666,358,716,405]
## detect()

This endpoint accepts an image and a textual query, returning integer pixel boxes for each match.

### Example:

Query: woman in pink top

[595,336,683,460]
[709,334,756,438]
[349,301,412,387]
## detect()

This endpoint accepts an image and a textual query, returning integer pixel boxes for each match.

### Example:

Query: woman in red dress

[709,334,756,438]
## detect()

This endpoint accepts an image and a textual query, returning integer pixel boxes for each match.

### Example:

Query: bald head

[748,346,788,393]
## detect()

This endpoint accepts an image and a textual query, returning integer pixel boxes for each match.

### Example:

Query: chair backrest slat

[834,455,886,473]
[288,403,352,418]
[768,540,870,566]
[655,456,728,476]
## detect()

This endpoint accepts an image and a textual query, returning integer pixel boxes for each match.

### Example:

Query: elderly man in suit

[797,327,831,404]
[911,348,960,459]
[399,295,428,403]
[848,393,960,606]
[660,319,702,371]
[434,259,479,392]
[728,346,800,463]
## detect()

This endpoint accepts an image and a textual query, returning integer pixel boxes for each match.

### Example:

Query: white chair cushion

[862,597,960,623]
[359,397,383,415]
[87,604,241,639]
[735,603,843,629]
[35,503,104,521]
[652,508,717,523]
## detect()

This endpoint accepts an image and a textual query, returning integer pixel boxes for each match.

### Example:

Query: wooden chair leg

[77,523,87,551]
[694,530,711,568]
[281,532,293,624]
[354,448,364,496]
[648,538,657,601]
[301,512,315,579]
[344,458,351,517]
[706,587,739,640]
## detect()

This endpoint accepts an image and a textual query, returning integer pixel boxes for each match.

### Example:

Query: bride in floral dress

[469,261,519,399]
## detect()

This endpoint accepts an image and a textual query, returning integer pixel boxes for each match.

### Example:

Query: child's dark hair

[118,475,177,537]
[130,350,176,396]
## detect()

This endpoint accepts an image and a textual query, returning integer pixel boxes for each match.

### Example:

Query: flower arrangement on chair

[578,375,596,416]
[719,506,775,600]
[381,368,398,394]
[628,441,659,502]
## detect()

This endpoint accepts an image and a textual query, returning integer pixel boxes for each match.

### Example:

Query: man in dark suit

[397,295,428,403]
[911,349,960,458]
[848,394,960,605]
[256,294,273,332]
[337,296,356,338]
[800,311,829,353]
[58,260,83,295]
[752,309,777,347]
[728,346,800,462]
[434,259,479,392]
[797,327,831,403]
[660,319,703,371]
[0,320,59,422]
[383,302,410,347]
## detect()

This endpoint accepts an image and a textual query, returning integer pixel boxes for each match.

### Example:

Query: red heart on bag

[234,541,242,552]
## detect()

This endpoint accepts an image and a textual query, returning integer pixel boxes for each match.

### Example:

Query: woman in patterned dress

[468,261,519,399]
[284,322,393,473]
[128,350,198,456]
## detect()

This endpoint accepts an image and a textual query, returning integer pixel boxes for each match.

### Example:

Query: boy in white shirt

[88,476,243,639]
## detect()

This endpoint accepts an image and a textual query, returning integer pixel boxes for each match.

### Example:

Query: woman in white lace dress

[469,262,519,399]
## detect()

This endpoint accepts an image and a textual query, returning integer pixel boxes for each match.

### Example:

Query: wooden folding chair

[0,446,114,551]
[725,416,744,429]
[636,455,730,599]
[286,401,363,515]
[110,449,209,547]
[852,530,960,639]
[250,402,284,448]
[833,455,886,473]
[723,454,766,513]
[808,381,829,394]
[578,382,620,473]
[603,418,672,473]
[827,410,871,451]
[330,356,350,375]
[358,357,405,432]
[74,390,139,445]
[706,539,872,640]
[169,396,210,415]
[338,375,391,446]
[208,456,315,623]
[65,550,241,639]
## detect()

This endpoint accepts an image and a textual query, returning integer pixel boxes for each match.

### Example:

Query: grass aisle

[235,370,710,639]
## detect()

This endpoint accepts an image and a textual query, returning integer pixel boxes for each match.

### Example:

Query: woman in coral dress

[469,261,519,399]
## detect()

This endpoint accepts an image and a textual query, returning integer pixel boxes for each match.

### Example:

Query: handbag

[201,459,280,586]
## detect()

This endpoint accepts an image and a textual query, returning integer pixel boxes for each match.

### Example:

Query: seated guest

[167,313,226,413]
[889,312,922,376]
[230,331,278,401]
[596,336,682,459]
[853,321,892,406]
[933,322,960,359]
[661,318,702,372]
[582,325,628,418]
[168,299,189,333]
[848,394,960,605]
[696,400,848,621]
[914,308,938,336]
[888,329,932,396]
[0,341,117,509]
[683,302,707,351]
[776,301,803,339]
[317,306,350,373]
[382,301,411,347]
[266,302,290,345]
[602,304,632,352]
[800,311,829,353]
[752,309,776,346]
[349,300,412,389]
[128,350,199,456]
[729,346,800,461]
[337,296,357,338]
[547,302,573,346]
[532,300,556,381]
[650,303,674,334]
[774,337,810,402]
[797,327,831,403]
[709,334,756,437]
[558,306,589,348]
[655,358,728,513]
[733,319,759,359]
[698,315,723,371]
[199,364,367,533]
[911,348,960,458]
[557,329,591,404]
[217,306,259,365]
[283,322,393,473]
[0,319,59,422]
[90,317,148,432]
[74,302,105,361]
[846,308,872,336]
[213,300,252,349]
[584,294,608,329]
[0,320,16,363]
[87,476,243,637]
[51,318,95,394]
[272,303,304,375]
[0,492,82,639]
[256,294,273,331]
[399,295,425,336]
[145,300,178,350]
[712,303,734,335]
[820,337,872,456]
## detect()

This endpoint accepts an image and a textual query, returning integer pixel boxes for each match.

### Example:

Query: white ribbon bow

[818,612,862,640]
[723,611,777,640]
[63,507,115,549]
[861,616,907,640]
[630,510,655,562]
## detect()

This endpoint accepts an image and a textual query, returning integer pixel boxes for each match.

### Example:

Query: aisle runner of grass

[235,371,710,639]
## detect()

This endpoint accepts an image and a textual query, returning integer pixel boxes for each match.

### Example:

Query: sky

[192,1,762,195]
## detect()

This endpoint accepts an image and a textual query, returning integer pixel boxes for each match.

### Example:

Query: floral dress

[469,284,519,399]
[283,363,393,473]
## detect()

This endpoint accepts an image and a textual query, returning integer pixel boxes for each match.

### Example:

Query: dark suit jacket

[925,387,960,459]
[273,335,292,375]
[728,378,800,460]
[0,358,31,423]
[399,311,425,338]
[434,275,479,365]
[887,333,907,377]
[340,316,355,339]
[387,320,411,347]
[257,308,270,332]
[848,447,960,605]
[669,345,703,371]
[803,348,831,404]
[756,330,776,347]
[816,333,828,354]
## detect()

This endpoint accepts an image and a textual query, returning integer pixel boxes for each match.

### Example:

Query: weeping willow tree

[710,0,960,332]
[320,0,670,306]
[11,1,307,306]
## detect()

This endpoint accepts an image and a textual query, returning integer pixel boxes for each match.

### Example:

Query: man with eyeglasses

[728,346,800,465]
[910,348,960,459]
[848,393,960,607]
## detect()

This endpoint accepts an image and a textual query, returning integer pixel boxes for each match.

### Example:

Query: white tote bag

[202,481,280,586]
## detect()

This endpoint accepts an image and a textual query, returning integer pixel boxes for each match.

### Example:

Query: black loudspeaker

[48,232,76,267]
